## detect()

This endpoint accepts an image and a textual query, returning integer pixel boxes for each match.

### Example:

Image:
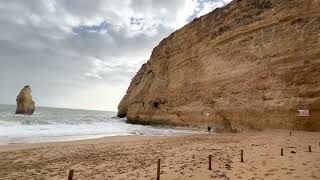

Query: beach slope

[0,130,319,179]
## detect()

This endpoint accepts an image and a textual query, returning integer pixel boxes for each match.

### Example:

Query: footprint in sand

[249,166,258,171]
[264,172,274,176]
[248,177,264,180]
[267,168,278,172]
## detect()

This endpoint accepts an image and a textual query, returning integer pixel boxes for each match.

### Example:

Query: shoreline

[0,124,207,152]
[0,135,167,152]
[0,122,206,147]
[1,129,319,179]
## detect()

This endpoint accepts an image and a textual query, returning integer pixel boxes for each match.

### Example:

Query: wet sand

[0,130,319,180]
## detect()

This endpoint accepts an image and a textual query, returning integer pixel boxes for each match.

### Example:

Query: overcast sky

[0,0,231,111]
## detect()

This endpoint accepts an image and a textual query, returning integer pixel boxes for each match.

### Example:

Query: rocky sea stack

[16,85,35,115]
[118,0,320,131]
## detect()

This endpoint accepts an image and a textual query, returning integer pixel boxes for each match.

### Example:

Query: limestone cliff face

[16,85,35,115]
[118,0,320,131]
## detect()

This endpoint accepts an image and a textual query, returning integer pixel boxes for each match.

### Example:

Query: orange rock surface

[118,0,320,131]
[16,85,35,115]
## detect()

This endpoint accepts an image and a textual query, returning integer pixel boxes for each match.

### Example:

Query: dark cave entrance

[153,102,159,108]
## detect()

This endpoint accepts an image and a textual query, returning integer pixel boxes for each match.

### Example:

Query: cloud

[0,0,230,111]
[187,0,232,21]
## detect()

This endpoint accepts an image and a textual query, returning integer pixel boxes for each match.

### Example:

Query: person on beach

[208,126,211,134]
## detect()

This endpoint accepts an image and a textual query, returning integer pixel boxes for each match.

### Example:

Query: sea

[0,104,198,145]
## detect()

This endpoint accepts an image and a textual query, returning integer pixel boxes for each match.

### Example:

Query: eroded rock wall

[118,0,320,131]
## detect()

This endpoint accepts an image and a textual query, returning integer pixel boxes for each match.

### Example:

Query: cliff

[118,0,320,131]
[16,85,35,115]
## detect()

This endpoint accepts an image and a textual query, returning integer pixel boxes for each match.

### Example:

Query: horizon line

[0,103,116,112]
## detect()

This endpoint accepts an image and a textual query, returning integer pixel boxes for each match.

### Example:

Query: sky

[0,0,232,111]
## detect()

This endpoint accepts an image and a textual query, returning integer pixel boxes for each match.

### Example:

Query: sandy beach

[0,130,319,180]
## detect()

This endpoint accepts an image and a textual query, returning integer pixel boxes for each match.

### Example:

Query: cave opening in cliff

[153,102,159,108]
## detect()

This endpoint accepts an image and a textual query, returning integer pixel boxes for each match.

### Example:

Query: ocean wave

[0,104,199,144]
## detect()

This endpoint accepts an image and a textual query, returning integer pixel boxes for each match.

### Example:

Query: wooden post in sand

[68,170,74,180]
[208,155,212,170]
[157,159,160,180]
[241,150,244,163]
[290,130,292,136]
[281,148,283,156]
[309,145,312,152]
